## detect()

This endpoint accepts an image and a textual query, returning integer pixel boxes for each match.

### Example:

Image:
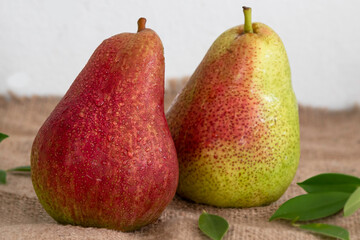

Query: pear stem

[137,18,147,32]
[243,6,253,33]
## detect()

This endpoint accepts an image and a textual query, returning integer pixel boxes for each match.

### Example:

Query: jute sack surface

[0,86,360,239]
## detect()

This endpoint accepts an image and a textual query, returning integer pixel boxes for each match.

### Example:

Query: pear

[166,7,300,207]
[31,18,179,231]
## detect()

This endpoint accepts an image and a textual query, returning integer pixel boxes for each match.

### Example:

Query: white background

[1,0,359,109]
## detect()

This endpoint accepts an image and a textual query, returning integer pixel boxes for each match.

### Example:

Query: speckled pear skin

[31,22,179,231]
[166,23,300,207]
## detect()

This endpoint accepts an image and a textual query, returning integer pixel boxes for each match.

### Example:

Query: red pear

[31,18,178,231]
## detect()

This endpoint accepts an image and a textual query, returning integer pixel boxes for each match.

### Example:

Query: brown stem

[137,18,147,32]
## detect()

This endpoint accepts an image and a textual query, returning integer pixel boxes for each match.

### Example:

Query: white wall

[1,0,359,109]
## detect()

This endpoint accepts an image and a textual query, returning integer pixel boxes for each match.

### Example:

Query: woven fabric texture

[0,88,359,239]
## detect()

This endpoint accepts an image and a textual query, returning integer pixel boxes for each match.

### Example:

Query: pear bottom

[176,145,299,208]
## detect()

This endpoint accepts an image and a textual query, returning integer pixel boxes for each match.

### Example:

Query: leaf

[0,166,31,184]
[0,133,8,143]
[199,212,229,240]
[344,186,360,217]
[269,192,350,221]
[0,170,6,184]
[7,165,31,172]
[299,223,349,240]
[298,173,360,193]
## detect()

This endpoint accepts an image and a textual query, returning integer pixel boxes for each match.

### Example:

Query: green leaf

[299,223,349,240]
[344,186,360,217]
[0,170,6,184]
[0,166,31,184]
[269,192,351,221]
[199,212,229,240]
[298,173,360,193]
[7,165,31,172]
[0,133,8,143]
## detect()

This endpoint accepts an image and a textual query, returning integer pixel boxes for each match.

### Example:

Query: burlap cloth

[1,80,360,239]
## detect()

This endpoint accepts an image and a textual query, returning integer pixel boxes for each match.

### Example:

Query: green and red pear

[166,7,300,207]
[31,18,179,231]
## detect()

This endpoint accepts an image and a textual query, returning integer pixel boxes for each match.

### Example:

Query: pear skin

[31,18,179,231]
[166,7,300,207]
